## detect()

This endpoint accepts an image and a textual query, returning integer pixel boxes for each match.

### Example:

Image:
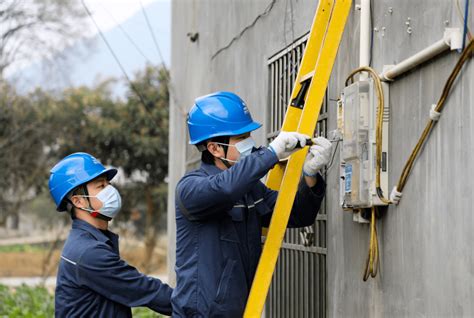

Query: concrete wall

[169,0,474,316]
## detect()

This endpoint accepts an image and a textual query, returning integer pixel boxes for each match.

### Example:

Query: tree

[0,64,169,271]
[0,0,87,77]
[0,83,56,227]
[49,66,169,271]
[118,66,169,271]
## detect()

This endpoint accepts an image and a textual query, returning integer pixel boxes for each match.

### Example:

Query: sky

[83,0,158,34]
[7,0,170,96]
[5,0,166,76]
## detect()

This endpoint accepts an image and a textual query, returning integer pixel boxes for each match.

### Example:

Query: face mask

[77,185,122,218]
[234,137,256,159]
[215,137,256,161]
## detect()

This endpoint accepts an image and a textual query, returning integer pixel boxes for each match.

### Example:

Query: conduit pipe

[359,0,371,80]
[380,28,463,81]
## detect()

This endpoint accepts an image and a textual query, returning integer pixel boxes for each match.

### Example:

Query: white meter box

[339,79,389,209]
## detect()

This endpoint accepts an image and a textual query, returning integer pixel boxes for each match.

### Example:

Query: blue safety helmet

[49,152,117,212]
[187,91,262,146]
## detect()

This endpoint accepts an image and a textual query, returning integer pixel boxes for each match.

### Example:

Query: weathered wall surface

[169,0,474,316]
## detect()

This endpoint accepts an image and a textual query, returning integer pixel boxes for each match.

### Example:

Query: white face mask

[77,185,122,218]
[234,137,256,159]
[215,137,256,162]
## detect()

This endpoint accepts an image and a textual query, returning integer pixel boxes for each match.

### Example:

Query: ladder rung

[299,71,314,83]
[244,0,352,316]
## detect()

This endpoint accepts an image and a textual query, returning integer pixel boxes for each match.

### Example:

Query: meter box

[339,79,389,210]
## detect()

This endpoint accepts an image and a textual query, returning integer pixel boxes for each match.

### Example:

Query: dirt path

[0,232,68,247]
[0,247,167,277]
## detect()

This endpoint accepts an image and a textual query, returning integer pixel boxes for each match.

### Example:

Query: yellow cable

[396,39,474,192]
[345,66,391,204]
[348,41,473,280]
[344,68,386,280]
[363,206,379,281]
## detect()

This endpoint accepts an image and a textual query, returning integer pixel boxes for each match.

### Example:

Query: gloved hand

[303,137,332,176]
[269,131,310,160]
[390,186,402,205]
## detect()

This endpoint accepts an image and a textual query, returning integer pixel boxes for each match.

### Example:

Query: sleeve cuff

[254,146,279,166]
[308,173,326,198]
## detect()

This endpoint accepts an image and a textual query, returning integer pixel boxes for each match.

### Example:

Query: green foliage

[132,306,165,318]
[0,284,165,317]
[0,284,54,317]
[0,65,170,237]
[47,66,170,227]
[0,244,47,253]
[0,83,56,225]
[50,67,169,186]
[23,192,63,227]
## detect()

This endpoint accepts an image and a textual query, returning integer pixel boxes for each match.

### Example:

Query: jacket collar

[199,146,265,176]
[72,218,117,244]
[200,162,225,176]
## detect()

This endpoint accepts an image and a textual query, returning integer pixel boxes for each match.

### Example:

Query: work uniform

[55,219,173,317]
[172,147,325,317]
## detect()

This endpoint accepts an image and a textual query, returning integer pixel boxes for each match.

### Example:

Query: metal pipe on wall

[380,28,463,81]
[359,0,371,80]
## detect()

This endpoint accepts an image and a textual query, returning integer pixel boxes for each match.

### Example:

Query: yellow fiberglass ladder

[244,0,352,316]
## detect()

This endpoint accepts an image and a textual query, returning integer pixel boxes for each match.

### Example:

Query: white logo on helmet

[242,104,249,114]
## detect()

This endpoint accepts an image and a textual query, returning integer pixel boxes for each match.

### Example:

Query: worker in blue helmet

[172,91,332,317]
[49,152,173,317]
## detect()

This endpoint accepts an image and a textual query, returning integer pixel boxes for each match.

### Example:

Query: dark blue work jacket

[55,219,173,317]
[172,147,325,317]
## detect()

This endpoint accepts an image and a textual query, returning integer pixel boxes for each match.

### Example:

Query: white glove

[269,131,310,160]
[303,137,332,176]
[390,186,402,205]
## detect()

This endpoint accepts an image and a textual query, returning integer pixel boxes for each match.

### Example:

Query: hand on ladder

[268,131,311,160]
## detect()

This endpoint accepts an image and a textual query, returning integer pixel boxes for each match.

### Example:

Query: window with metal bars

[265,34,328,318]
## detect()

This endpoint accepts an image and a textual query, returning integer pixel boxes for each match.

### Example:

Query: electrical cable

[81,0,160,126]
[462,0,470,50]
[344,66,386,280]
[98,2,153,63]
[138,0,187,117]
[396,39,474,192]
[363,206,379,281]
[456,0,472,42]
[139,0,167,71]
[345,66,391,204]
[368,0,374,67]
[325,139,341,171]
[345,39,473,283]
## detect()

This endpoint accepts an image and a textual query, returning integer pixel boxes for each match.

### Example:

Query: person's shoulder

[77,240,117,267]
[64,227,113,262]
[177,167,207,185]
[182,166,206,178]
[62,230,98,261]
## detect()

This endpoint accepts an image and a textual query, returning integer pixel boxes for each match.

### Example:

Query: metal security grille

[265,34,328,318]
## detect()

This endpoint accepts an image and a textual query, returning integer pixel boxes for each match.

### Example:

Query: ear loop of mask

[66,185,93,213]
[68,184,111,221]
[213,137,233,168]
[82,185,94,211]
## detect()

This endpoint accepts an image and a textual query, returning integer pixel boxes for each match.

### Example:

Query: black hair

[66,183,94,220]
[200,136,230,165]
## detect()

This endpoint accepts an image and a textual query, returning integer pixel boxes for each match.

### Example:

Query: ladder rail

[244,1,353,316]
[265,0,335,192]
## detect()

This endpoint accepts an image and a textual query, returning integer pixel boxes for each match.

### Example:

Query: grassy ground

[0,284,165,317]
[0,239,169,317]
[0,284,54,317]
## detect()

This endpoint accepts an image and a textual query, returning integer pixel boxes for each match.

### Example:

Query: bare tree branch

[0,0,87,78]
